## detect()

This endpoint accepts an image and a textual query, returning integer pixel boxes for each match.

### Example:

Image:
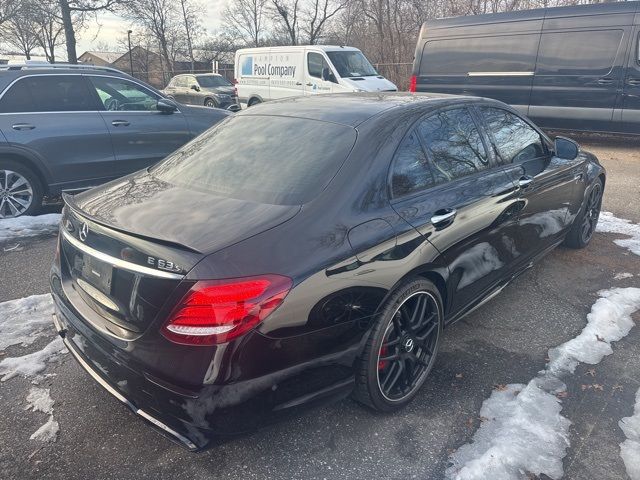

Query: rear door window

[0,75,98,112]
[88,77,160,111]
[536,30,624,76]
[416,107,489,184]
[391,130,434,198]
[480,107,546,166]
[420,35,539,75]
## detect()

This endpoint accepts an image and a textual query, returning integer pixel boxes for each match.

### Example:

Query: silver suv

[0,63,231,218]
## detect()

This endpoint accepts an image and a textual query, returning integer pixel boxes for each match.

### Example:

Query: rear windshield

[151,115,357,205]
[197,75,232,87]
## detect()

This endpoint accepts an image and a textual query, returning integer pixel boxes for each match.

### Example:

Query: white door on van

[304,51,340,95]
[268,50,305,100]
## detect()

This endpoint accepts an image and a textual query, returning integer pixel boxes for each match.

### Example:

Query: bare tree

[1,1,40,59]
[33,0,67,62]
[59,0,124,63]
[223,0,267,47]
[271,0,299,45]
[304,0,346,44]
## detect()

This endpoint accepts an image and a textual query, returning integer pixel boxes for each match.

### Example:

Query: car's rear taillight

[409,75,417,93]
[161,275,292,346]
[233,78,238,97]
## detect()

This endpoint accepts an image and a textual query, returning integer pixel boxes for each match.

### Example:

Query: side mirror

[554,136,579,160]
[157,98,178,113]
[191,84,200,91]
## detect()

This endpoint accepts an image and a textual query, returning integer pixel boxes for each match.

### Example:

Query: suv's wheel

[204,98,216,108]
[0,160,43,218]
[354,278,443,412]
[564,178,603,249]
[248,98,262,107]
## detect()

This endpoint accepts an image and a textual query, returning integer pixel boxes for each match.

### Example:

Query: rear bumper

[53,312,198,450]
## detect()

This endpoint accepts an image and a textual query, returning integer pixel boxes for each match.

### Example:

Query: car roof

[236,92,478,127]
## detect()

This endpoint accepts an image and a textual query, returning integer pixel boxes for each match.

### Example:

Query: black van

[410,1,640,135]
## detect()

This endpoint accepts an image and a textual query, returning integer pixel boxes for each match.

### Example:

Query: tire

[563,178,603,249]
[204,98,216,108]
[0,159,43,218]
[247,98,262,107]
[353,278,443,412]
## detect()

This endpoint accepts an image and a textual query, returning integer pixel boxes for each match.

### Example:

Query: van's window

[151,116,357,205]
[417,108,488,183]
[480,107,545,165]
[536,30,623,76]
[420,35,539,75]
[391,130,434,198]
[88,77,160,111]
[308,52,330,78]
[326,51,378,77]
[197,75,232,87]
[0,76,98,112]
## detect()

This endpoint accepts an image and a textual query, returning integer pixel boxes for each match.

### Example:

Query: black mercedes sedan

[50,93,605,450]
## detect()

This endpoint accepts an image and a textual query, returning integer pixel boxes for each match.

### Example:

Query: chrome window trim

[467,71,534,77]
[0,73,181,114]
[61,228,184,280]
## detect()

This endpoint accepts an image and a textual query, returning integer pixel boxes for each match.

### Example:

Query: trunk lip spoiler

[62,193,202,255]
[54,313,199,451]
[61,228,184,280]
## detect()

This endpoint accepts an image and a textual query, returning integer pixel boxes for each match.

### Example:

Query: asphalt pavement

[0,138,638,480]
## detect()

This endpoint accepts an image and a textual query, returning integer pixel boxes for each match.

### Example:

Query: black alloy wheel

[354,279,442,411]
[205,98,216,108]
[564,178,603,249]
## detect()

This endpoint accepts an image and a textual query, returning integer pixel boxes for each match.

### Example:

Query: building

[78,51,122,66]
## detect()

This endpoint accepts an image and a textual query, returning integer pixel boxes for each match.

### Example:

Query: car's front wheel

[564,178,603,249]
[354,278,443,412]
[204,98,216,108]
[0,160,43,218]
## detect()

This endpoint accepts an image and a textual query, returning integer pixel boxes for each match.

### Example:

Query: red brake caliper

[378,345,388,370]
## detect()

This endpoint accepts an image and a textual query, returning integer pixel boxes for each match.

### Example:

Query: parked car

[235,45,397,107]
[410,1,640,135]
[163,73,240,111]
[50,93,604,450]
[0,63,231,218]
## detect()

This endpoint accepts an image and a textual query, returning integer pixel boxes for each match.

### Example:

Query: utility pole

[127,30,134,76]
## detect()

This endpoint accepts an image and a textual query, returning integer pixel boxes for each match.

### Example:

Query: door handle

[111,120,130,127]
[306,82,313,87]
[12,123,35,130]
[518,176,533,188]
[597,78,613,85]
[296,82,302,86]
[431,208,457,228]
[627,78,640,86]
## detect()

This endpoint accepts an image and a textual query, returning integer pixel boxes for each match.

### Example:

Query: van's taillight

[409,75,417,93]
[162,275,292,346]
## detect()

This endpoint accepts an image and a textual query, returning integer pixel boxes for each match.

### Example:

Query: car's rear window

[151,115,357,205]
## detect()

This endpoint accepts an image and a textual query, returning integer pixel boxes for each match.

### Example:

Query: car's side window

[480,107,546,166]
[416,107,489,184]
[88,76,160,112]
[391,130,434,198]
[0,75,97,113]
[0,79,35,113]
[308,52,329,78]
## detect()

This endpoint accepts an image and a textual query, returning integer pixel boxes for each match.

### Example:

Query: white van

[234,45,398,107]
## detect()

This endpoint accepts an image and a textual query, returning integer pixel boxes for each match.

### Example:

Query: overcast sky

[76,2,224,54]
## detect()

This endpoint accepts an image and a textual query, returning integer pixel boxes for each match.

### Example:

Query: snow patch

[0,214,61,242]
[25,387,54,415]
[29,416,59,442]
[447,287,640,480]
[547,288,640,376]
[0,337,65,381]
[0,294,54,350]
[620,388,640,480]
[597,211,640,256]
[615,272,634,280]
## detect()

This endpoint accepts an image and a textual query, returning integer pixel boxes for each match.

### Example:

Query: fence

[373,63,413,91]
